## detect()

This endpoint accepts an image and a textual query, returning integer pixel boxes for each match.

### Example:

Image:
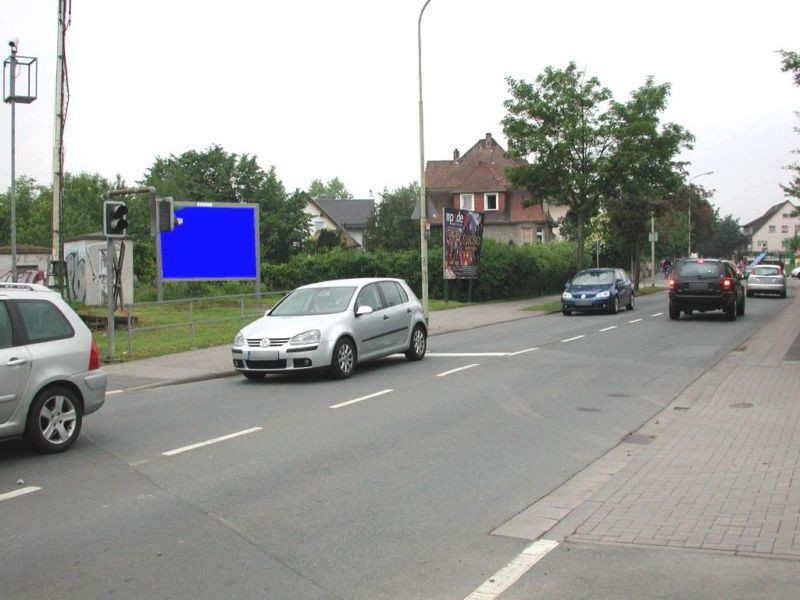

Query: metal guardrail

[106,291,288,360]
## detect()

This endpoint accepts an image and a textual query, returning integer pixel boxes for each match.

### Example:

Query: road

[0,290,792,599]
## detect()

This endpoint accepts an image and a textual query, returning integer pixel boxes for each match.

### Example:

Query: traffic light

[103,200,128,238]
[157,197,180,232]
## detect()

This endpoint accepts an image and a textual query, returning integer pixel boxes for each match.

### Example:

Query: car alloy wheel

[626,294,635,311]
[405,325,427,361]
[26,386,83,453]
[331,337,355,379]
[609,296,619,314]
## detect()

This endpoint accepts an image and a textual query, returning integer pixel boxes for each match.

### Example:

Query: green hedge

[262,240,577,301]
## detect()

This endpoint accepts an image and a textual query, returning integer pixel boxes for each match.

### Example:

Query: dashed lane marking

[600,326,617,332]
[464,539,560,600]
[437,364,479,377]
[329,389,394,409]
[629,318,643,324]
[508,347,540,356]
[561,335,585,343]
[427,352,507,357]
[650,312,663,317]
[162,427,263,456]
[0,486,42,502]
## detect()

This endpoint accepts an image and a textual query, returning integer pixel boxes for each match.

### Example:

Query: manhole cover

[577,407,600,412]
[730,403,753,409]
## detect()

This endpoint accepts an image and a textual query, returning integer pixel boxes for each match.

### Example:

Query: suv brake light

[668,277,676,290]
[89,339,102,370]
[722,277,733,290]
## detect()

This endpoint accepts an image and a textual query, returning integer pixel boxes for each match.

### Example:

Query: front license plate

[247,350,279,361]
[576,300,592,307]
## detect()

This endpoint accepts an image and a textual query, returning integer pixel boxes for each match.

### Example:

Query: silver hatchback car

[0,283,107,452]
[232,278,428,380]
[745,265,787,298]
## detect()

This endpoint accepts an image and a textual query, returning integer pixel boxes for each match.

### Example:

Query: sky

[1,0,799,225]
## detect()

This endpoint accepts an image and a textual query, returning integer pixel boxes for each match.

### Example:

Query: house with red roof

[421,133,556,245]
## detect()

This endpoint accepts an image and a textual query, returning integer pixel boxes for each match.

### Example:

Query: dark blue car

[561,268,635,315]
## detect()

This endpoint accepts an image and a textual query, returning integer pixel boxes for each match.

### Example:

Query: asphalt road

[0,291,790,599]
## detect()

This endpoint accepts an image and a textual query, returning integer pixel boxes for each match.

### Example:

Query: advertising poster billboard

[443,207,484,280]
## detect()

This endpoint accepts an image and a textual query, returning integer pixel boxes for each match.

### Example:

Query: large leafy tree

[503,62,615,270]
[778,50,800,204]
[701,214,745,258]
[602,78,693,286]
[0,177,51,247]
[363,184,419,252]
[140,145,309,268]
[308,177,353,200]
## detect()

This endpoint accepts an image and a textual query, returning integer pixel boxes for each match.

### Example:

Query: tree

[62,172,115,239]
[702,214,745,258]
[778,50,800,204]
[0,177,51,247]
[140,146,310,269]
[308,177,353,200]
[363,184,419,252]
[602,78,693,286]
[503,62,615,270]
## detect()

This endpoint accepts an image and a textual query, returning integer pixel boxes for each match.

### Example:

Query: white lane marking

[650,312,663,317]
[106,389,124,395]
[599,326,617,332]
[628,318,643,324]
[464,539,560,600]
[436,364,479,377]
[427,352,507,357]
[561,335,585,343]
[508,347,540,356]
[162,427,263,456]
[0,486,42,502]
[329,389,394,409]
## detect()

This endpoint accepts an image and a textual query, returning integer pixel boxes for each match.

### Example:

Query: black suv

[668,258,745,321]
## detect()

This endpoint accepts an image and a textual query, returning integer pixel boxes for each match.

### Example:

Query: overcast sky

[2,0,799,224]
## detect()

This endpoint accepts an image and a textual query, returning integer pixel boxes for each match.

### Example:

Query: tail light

[722,277,733,290]
[89,339,102,371]
[668,277,676,290]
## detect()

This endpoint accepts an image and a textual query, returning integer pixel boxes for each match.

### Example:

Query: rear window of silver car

[752,266,781,276]
[15,299,75,343]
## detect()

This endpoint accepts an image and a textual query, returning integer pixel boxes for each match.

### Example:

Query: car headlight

[562,291,573,299]
[290,329,321,345]
[596,290,610,298]
[233,332,245,347]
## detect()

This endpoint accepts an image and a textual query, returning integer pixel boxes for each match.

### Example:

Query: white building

[740,200,800,255]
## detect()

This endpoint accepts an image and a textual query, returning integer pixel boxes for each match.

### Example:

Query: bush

[261,241,577,301]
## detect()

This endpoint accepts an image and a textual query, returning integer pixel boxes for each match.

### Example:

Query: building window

[314,219,325,232]
[460,193,474,211]
[485,192,498,211]
[768,225,776,233]
[536,228,544,243]
[782,225,789,233]
[783,213,790,218]
[757,240,768,250]
[522,227,533,245]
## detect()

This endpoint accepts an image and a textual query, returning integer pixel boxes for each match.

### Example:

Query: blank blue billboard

[160,204,259,280]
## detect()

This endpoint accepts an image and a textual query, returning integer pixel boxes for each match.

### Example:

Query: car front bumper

[562,297,613,311]
[232,339,337,373]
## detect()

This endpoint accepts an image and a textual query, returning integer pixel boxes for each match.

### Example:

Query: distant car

[561,268,634,315]
[0,282,107,452]
[791,266,800,279]
[232,278,427,380]
[746,264,787,298]
[668,258,745,321]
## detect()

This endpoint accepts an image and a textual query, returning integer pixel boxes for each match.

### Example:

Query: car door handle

[383,315,390,320]
[5,357,28,367]
[406,308,412,314]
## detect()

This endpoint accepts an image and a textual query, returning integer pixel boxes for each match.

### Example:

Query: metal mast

[51,0,70,293]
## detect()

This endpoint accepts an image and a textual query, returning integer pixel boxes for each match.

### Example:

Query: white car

[791,266,800,279]
[0,283,107,452]
[232,278,428,380]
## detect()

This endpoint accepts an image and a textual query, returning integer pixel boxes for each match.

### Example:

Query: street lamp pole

[687,170,713,256]
[418,0,432,320]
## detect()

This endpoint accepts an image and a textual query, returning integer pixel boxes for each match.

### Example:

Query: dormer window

[485,192,498,211]
[460,193,474,211]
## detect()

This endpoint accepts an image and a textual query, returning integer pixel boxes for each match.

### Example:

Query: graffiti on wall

[65,242,108,304]
[0,268,46,284]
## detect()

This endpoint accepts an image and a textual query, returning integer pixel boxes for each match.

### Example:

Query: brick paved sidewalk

[565,292,800,559]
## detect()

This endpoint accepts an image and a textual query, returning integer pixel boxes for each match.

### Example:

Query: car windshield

[571,271,614,286]
[270,286,357,316]
[678,262,719,278]
[752,266,781,276]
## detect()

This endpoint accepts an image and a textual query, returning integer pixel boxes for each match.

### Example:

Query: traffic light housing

[157,197,180,232]
[103,200,128,238]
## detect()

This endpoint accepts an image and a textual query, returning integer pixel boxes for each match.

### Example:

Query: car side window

[394,282,409,303]
[15,299,74,344]
[356,284,384,312]
[0,301,13,349]
[378,281,404,307]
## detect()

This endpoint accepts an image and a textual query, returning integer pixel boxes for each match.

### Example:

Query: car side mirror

[356,305,374,317]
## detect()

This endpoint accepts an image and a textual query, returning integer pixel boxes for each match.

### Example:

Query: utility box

[64,235,134,306]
